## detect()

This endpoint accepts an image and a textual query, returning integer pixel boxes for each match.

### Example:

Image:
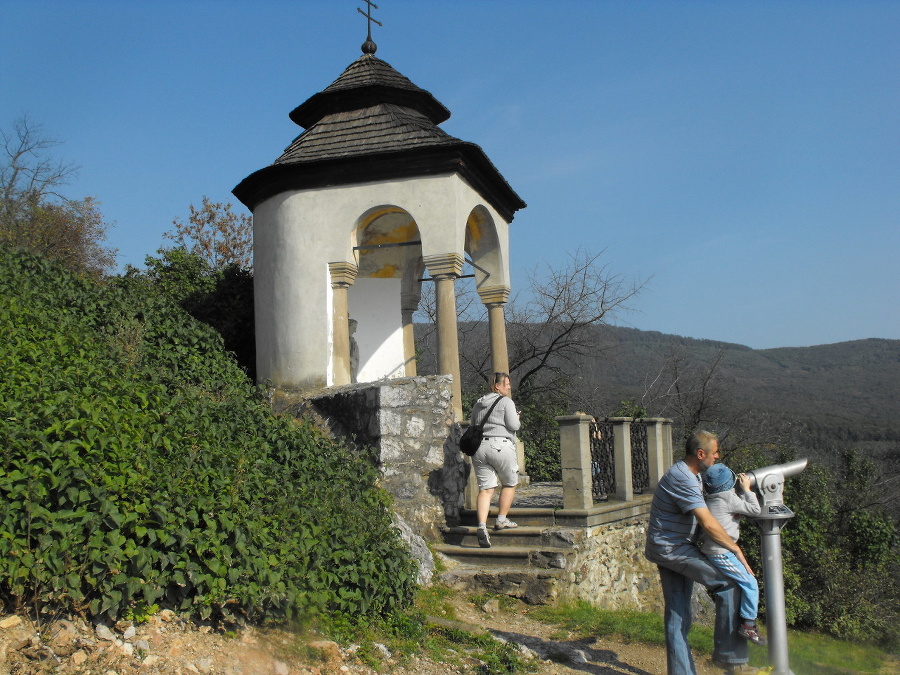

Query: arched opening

[349,207,423,383]
[464,205,503,289]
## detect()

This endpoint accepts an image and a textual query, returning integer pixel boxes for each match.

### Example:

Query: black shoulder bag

[459,395,503,456]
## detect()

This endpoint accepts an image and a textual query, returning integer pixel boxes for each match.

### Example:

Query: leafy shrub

[518,401,564,482]
[135,247,255,379]
[0,247,416,625]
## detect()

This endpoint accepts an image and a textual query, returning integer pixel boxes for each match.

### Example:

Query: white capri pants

[473,436,519,490]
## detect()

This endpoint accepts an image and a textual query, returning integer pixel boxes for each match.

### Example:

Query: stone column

[663,419,674,468]
[401,291,419,377]
[557,413,594,510]
[644,418,670,490]
[328,262,358,386]
[477,285,511,375]
[609,417,634,502]
[423,253,464,420]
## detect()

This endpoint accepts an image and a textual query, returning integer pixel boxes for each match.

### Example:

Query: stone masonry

[560,517,662,612]
[274,376,464,542]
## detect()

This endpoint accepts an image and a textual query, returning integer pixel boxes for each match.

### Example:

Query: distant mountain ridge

[590,327,900,436]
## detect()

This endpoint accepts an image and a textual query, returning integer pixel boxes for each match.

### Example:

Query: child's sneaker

[494,517,518,530]
[738,622,768,646]
[476,526,491,548]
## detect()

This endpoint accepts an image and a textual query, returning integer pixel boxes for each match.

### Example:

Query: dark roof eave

[233,145,526,222]
[290,85,451,128]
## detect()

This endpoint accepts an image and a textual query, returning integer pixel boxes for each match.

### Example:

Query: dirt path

[0,599,726,675]
[7,598,895,674]
[421,594,729,675]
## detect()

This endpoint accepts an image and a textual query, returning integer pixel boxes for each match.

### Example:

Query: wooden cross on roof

[358,0,382,54]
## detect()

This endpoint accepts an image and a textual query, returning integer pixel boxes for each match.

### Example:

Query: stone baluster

[557,413,594,510]
[662,418,674,468]
[644,417,671,490]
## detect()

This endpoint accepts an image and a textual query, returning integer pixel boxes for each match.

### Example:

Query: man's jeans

[653,549,749,674]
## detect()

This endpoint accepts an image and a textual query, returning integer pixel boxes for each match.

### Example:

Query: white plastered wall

[348,278,405,382]
[252,173,511,390]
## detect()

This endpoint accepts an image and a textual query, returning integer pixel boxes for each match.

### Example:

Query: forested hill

[587,327,900,437]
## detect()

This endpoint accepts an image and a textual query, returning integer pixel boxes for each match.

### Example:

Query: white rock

[95,624,116,641]
[0,615,23,629]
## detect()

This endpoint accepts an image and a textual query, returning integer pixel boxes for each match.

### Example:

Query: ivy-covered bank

[0,248,416,625]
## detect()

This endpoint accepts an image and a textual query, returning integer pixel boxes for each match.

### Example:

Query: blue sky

[2,1,897,349]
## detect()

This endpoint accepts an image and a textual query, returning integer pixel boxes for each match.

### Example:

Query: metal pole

[759,520,794,675]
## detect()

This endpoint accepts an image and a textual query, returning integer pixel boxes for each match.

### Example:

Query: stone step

[458,507,557,528]
[441,525,580,549]
[431,543,572,569]
[436,566,565,605]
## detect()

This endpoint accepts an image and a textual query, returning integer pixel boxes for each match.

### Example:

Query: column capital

[401,290,421,313]
[477,285,511,305]
[328,262,358,288]
[423,253,464,279]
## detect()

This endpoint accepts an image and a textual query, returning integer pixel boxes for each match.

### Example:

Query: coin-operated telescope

[747,458,808,675]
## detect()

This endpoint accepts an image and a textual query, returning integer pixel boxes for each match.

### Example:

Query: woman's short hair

[685,430,718,457]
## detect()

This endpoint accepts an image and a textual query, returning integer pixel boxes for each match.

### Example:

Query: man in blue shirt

[645,430,757,675]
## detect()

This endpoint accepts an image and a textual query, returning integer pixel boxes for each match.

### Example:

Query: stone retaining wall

[561,517,714,624]
[560,517,662,612]
[273,376,463,541]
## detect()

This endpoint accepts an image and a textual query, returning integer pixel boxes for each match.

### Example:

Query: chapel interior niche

[347,206,423,383]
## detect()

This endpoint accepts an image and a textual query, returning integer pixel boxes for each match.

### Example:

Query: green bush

[0,247,416,625]
[518,401,564,482]
[135,247,256,379]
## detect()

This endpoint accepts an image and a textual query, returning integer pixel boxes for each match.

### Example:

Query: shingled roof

[233,54,526,222]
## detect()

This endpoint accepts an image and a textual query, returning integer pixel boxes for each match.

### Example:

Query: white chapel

[233,37,525,418]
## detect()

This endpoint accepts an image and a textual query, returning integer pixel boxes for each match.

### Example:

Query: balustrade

[559,414,672,509]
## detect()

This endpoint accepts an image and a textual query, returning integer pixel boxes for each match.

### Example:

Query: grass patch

[531,600,675,645]
[468,592,523,613]
[752,630,888,675]
[532,600,893,675]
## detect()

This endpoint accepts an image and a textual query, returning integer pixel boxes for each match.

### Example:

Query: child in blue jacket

[701,463,768,646]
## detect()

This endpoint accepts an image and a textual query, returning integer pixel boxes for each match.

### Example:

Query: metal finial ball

[361,39,377,55]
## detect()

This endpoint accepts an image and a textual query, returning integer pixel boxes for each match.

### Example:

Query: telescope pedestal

[755,507,796,675]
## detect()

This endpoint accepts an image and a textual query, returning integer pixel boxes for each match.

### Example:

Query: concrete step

[441,525,579,549]
[436,566,565,605]
[458,507,557,528]
[432,542,572,569]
